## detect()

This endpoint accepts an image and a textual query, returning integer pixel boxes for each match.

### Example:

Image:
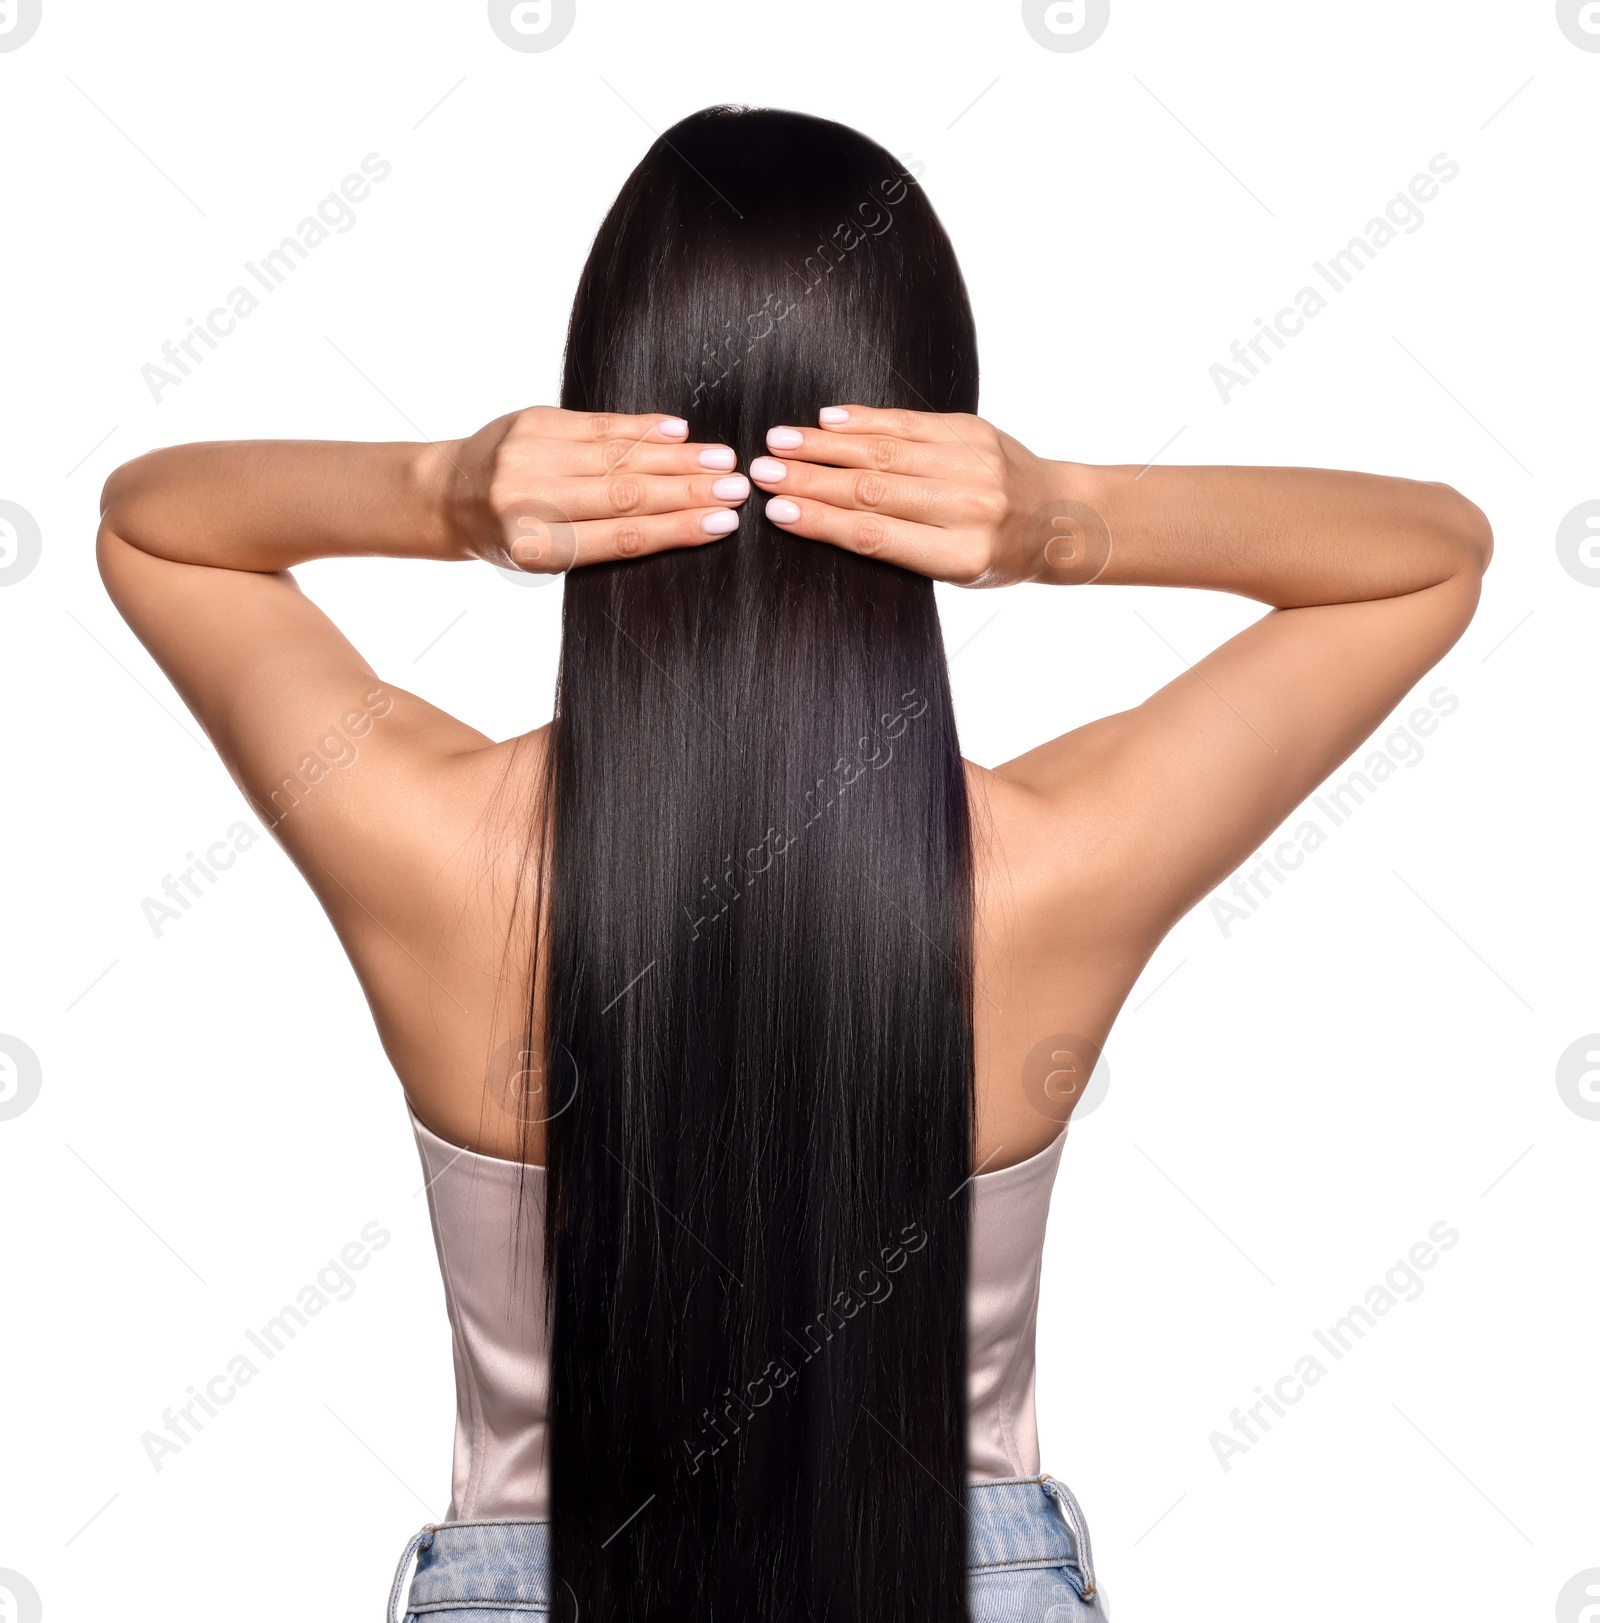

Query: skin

[98,406,1491,1173]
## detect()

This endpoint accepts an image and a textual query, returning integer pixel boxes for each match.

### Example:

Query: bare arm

[749,408,1491,945]
[96,409,750,891]
[100,409,747,574]
[1064,459,1489,607]
[100,438,461,571]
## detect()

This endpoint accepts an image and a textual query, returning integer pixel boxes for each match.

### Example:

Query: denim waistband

[389,1475,1096,1619]
[969,1474,1097,1594]
[390,1519,552,1617]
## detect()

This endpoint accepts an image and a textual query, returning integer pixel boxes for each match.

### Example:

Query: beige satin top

[412,1109,1067,1520]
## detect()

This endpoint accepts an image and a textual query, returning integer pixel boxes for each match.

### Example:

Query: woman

[97,107,1490,1621]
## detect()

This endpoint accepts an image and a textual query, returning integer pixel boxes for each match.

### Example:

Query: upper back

[340,724,1150,1174]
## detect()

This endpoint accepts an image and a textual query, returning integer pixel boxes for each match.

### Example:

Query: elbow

[98,449,174,562]
[96,454,162,589]
[1435,484,1493,577]
[99,453,149,527]
[95,515,134,597]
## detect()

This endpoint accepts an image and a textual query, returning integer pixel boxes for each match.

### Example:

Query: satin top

[412,1109,1067,1520]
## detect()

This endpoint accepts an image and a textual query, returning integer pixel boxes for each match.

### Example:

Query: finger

[536,471,749,523]
[524,406,693,444]
[748,456,976,529]
[554,438,741,476]
[759,425,955,479]
[566,506,741,567]
[812,406,953,441]
[762,494,982,583]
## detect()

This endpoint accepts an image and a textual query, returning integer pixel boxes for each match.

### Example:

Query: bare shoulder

[297,722,548,1159]
[330,721,546,983]
[966,710,1160,947]
[963,739,1159,1166]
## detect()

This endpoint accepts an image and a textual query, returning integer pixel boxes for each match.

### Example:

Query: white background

[1,2,1595,1619]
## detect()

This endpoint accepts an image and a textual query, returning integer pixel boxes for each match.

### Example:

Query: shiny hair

[535,104,978,1622]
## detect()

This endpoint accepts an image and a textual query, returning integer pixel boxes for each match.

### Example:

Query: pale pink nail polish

[766,427,804,450]
[697,446,738,470]
[711,475,749,500]
[766,498,800,524]
[659,417,689,438]
[749,457,787,482]
[819,407,850,425]
[702,509,740,535]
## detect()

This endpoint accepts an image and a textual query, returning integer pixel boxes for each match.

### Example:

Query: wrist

[1017,459,1115,587]
[410,439,474,561]
[1046,458,1106,514]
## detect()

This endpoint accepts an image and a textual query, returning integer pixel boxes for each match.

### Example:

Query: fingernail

[659,417,689,439]
[766,498,800,524]
[819,407,850,425]
[749,457,787,482]
[701,508,741,535]
[766,427,804,450]
[711,475,749,500]
[697,446,737,470]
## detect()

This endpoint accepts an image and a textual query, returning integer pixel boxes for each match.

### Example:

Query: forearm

[99,439,462,570]
[1057,460,1492,607]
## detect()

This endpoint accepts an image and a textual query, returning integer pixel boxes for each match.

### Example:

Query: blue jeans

[389,1474,1108,1620]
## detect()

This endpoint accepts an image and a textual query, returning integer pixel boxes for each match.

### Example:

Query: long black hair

[534,105,979,1622]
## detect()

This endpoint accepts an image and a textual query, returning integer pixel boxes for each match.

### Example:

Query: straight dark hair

[534,105,979,1622]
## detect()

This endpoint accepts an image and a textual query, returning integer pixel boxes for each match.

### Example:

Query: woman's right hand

[439,407,751,575]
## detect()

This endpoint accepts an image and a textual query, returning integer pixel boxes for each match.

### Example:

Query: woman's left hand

[747,407,1092,587]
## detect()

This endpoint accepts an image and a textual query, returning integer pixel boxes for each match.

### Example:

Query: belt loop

[387,1526,435,1623]
[1039,1477,1098,1602]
